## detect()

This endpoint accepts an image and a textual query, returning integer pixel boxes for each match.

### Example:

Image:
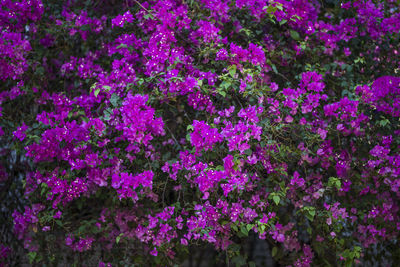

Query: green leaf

[78,224,86,234]
[231,255,246,267]
[307,227,312,235]
[290,30,301,41]
[271,64,278,74]
[81,24,91,32]
[220,81,231,89]
[244,149,252,156]
[103,108,112,121]
[103,85,111,91]
[231,224,238,232]
[110,93,119,107]
[116,233,124,244]
[279,19,287,25]
[94,88,100,97]
[240,225,249,236]
[272,247,278,257]
[229,65,237,77]
[309,209,316,217]
[143,13,154,20]
[116,44,128,49]
[89,82,97,93]
[28,252,37,264]
[328,177,341,189]
[40,183,48,196]
[137,78,144,85]
[303,206,316,221]
[239,28,252,36]
[246,224,254,231]
[228,243,241,252]
[216,165,224,171]
[273,195,280,205]
[379,119,390,127]
[265,5,277,14]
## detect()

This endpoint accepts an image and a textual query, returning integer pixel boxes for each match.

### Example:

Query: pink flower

[150,248,158,256]
[277,234,285,242]
[65,235,74,246]
[326,217,332,225]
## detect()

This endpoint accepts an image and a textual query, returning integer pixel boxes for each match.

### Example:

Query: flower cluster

[1,0,400,266]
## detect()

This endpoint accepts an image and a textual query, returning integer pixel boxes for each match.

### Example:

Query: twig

[161,180,168,206]
[132,0,153,14]
[165,124,183,150]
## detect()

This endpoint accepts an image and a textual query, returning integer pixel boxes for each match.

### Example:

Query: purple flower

[13,123,28,141]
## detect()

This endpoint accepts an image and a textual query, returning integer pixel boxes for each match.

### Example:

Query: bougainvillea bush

[1,0,400,266]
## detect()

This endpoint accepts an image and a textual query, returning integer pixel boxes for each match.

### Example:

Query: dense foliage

[1,0,400,266]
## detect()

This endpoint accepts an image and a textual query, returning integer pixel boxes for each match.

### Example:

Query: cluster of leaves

[1,0,400,266]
